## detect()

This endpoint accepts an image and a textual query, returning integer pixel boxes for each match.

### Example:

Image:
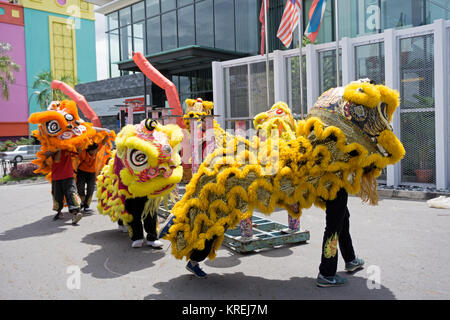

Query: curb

[377,189,450,200]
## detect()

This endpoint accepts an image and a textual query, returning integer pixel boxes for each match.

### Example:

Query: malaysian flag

[304,0,328,43]
[259,0,269,55]
[276,0,302,48]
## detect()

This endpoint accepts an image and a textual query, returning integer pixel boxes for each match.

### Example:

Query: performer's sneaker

[83,207,94,214]
[71,212,82,225]
[53,212,62,221]
[186,261,207,279]
[316,273,347,287]
[158,213,175,239]
[146,240,163,248]
[345,257,365,272]
[131,239,144,248]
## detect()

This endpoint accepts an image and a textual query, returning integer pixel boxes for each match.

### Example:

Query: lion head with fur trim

[114,119,184,198]
[28,100,97,152]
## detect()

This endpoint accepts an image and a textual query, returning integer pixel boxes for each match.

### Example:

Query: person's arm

[42,151,56,159]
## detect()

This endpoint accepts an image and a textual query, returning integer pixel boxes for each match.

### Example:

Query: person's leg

[117,218,128,232]
[338,207,356,263]
[125,197,147,247]
[317,189,349,287]
[186,236,217,278]
[83,172,96,211]
[52,180,64,220]
[319,189,348,277]
[63,178,82,224]
[339,207,365,272]
[143,212,163,248]
[76,171,87,210]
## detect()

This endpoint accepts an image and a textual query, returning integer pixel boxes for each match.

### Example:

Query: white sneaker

[131,239,144,248]
[71,212,82,225]
[118,225,128,233]
[146,240,163,248]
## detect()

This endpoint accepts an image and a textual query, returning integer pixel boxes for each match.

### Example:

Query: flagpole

[334,0,340,87]
[264,0,270,107]
[298,3,304,120]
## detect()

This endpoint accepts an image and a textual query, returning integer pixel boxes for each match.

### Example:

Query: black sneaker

[53,212,62,221]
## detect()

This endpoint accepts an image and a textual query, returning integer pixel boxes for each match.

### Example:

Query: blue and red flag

[304,0,328,43]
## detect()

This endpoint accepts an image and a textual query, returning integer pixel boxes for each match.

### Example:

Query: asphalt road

[0,181,449,300]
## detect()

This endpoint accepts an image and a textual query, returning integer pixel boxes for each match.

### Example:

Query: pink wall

[0,22,28,123]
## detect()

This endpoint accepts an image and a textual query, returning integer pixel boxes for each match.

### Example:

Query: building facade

[0,0,97,138]
[22,0,97,132]
[0,1,28,139]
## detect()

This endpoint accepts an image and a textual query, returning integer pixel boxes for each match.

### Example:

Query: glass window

[132,1,145,22]
[287,55,307,117]
[108,30,120,77]
[318,49,342,93]
[178,0,193,7]
[382,0,425,30]
[195,0,214,47]
[120,25,133,60]
[235,0,258,54]
[119,7,131,26]
[162,11,177,50]
[133,20,145,54]
[249,61,274,116]
[107,12,118,31]
[146,0,160,17]
[178,5,195,47]
[161,0,176,12]
[400,35,434,110]
[214,0,235,50]
[227,65,249,118]
[355,42,385,84]
[179,76,190,94]
[426,0,450,23]
[399,34,435,184]
[146,16,161,54]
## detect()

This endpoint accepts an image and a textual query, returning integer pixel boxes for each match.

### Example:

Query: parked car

[0,145,41,162]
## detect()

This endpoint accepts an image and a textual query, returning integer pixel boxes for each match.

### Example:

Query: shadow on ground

[81,229,165,279]
[0,212,76,241]
[144,271,396,300]
[204,244,298,269]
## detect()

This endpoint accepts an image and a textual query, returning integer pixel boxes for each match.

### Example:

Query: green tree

[0,42,21,101]
[32,70,78,110]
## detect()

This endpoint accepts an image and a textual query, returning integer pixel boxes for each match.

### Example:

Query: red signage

[124,97,145,112]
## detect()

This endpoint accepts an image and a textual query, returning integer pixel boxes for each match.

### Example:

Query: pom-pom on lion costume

[28,100,116,180]
[96,119,184,245]
[165,80,405,261]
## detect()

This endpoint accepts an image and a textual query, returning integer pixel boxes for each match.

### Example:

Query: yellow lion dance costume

[96,118,184,248]
[165,80,405,261]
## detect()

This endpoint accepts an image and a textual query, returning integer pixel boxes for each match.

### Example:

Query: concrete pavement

[0,181,449,300]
